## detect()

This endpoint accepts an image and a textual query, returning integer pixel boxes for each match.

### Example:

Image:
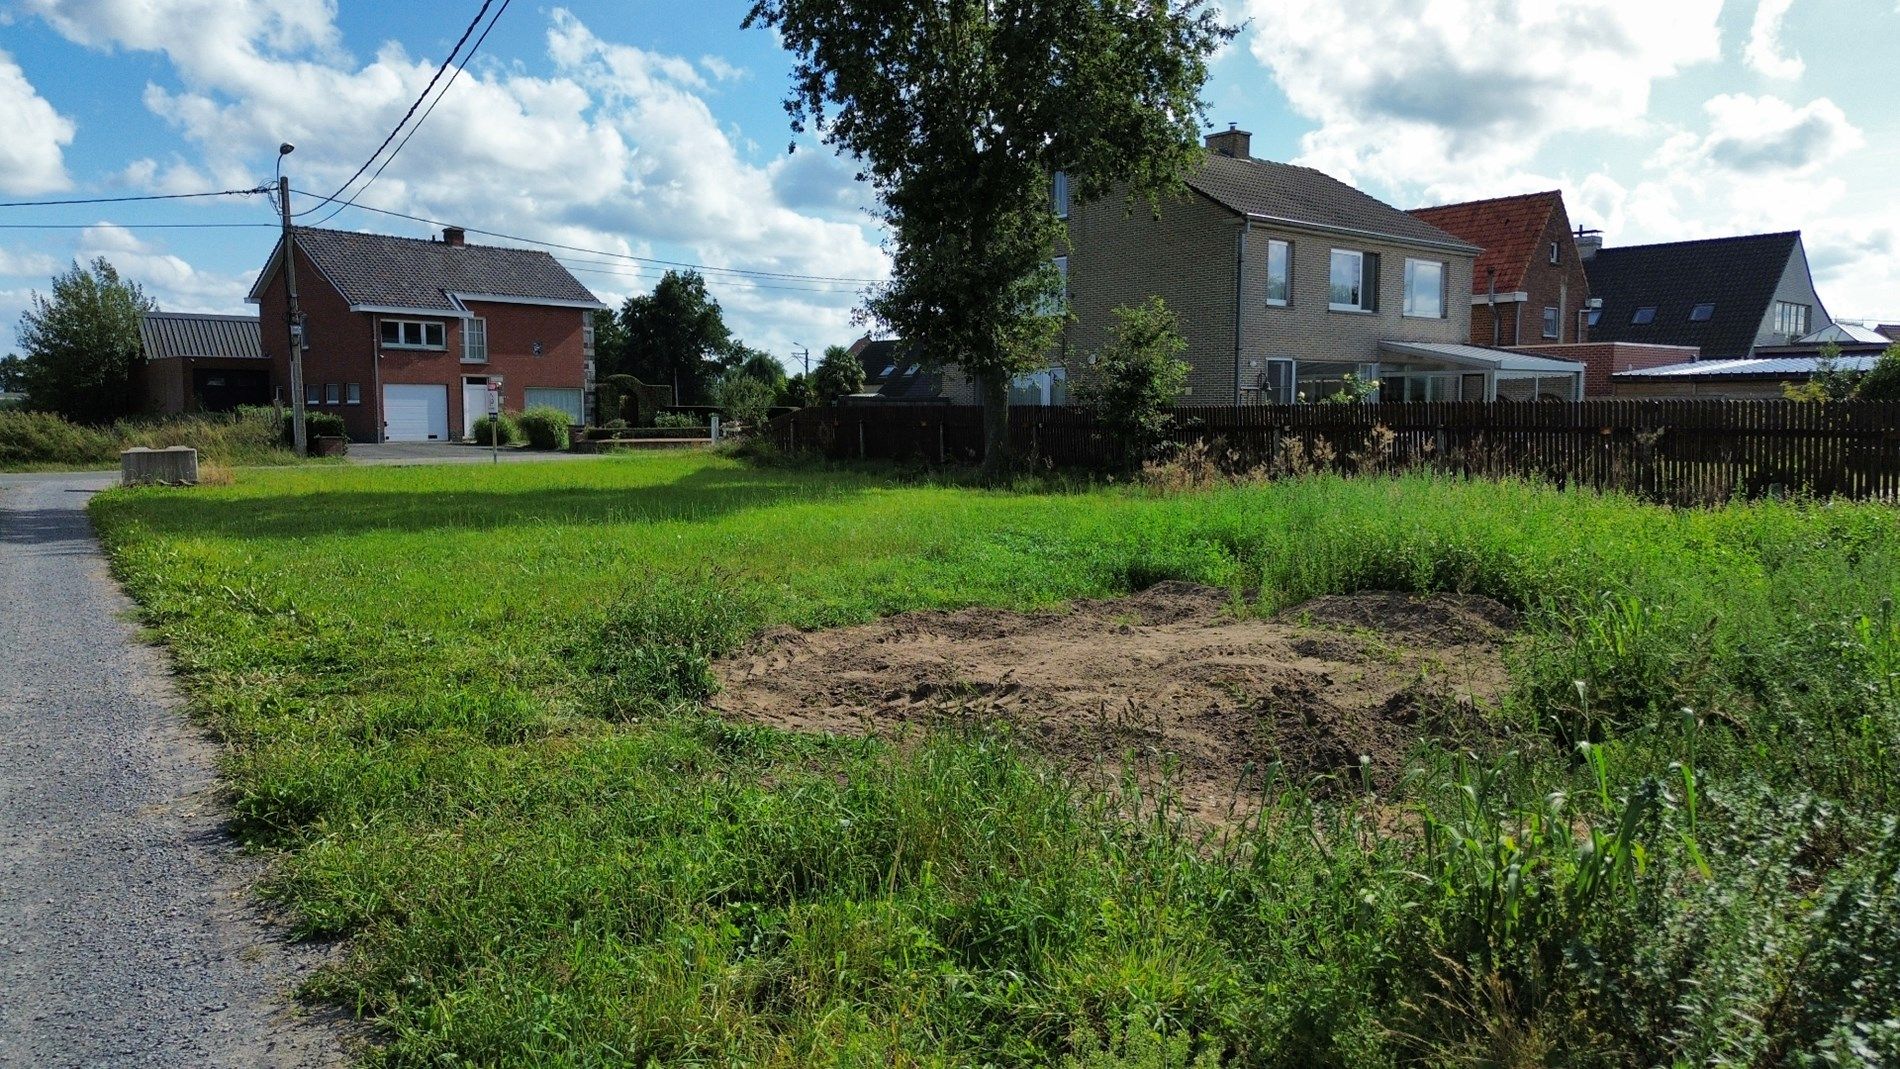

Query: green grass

[91,454,1900,1067]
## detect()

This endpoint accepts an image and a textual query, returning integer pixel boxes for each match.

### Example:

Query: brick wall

[1506,342,1698,396]
[1059,186,1476,405]
[1469,202,1593,348]
[257,241,589,441]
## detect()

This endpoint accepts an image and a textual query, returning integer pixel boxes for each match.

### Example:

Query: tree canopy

[16,257,154,424]
[746,0,1232,471]
[813,343,866,403]
[618,271,733,405]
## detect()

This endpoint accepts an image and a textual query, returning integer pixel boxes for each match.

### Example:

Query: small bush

[516,406,572,451]
[470,413,521,446]
[653,411,704,429]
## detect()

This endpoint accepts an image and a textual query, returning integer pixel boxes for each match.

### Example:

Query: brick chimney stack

[443,226,466,248]
[1205,124,1251,159]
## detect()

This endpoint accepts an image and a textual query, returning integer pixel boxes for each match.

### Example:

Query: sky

[0,0,1895,366]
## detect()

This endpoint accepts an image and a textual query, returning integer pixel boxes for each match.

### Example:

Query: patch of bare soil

[712,583,1517,824]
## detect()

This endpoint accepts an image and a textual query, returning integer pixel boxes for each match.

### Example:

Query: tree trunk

[978,370,1011,480]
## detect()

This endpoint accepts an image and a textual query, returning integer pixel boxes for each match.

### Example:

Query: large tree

[16,257,153,423]
[620,270,733,405]
[746,0,1231,472]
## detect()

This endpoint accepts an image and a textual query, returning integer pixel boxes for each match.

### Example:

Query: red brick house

[248,226,604,442]
[1409,191,1592,349]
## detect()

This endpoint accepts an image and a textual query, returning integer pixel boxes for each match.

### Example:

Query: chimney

[1575,227,1603,261]
[1205,123,1251,160]
[443,226,466,248]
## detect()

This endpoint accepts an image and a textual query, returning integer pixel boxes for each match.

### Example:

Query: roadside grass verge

[91,454,1900,1066]
[1,407,310,471]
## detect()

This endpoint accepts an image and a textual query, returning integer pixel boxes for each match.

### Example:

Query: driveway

[0,473,344,1067]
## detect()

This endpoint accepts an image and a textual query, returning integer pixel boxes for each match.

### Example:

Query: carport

[1377,341,1585,402]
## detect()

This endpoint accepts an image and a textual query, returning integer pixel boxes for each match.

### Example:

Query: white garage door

[383,384,449,442]
[524,387,585,426]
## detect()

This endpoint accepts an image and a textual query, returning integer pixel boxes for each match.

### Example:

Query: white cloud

[24,0,887,357]
[1744,0,1804,79]
[1671,94,1862,175]
[0,49,75,194]
[0,246,61,278]
[1242,0,1724,196]
[75,223,255,312]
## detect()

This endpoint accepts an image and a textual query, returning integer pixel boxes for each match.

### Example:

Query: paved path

[0,474,344,1067]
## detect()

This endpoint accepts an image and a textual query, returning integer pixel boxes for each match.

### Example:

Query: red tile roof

[1408,191,1563,295]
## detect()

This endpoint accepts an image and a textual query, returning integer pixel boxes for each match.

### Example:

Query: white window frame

[1266,239,1292,307]
[380,318,446,350]
[1052,171,1070,219]
[304,383,320,406]
[346,383,362,405]
[462,317,488,363]
[1402,258,1446,319]
[1542,306,1560,339]
[1329,249,1374,313]
[1548,241,1561,265]
[324,382,341,405]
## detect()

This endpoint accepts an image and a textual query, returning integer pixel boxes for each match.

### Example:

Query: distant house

[1613,354,1884,400]
[1878,324,1900,343]
[1408,190,1593,348]
[842,337,953,403]
[1054,128,1582,404]
[137,311,269,414]
[1583,232,1832,359]
[248,226,605,442]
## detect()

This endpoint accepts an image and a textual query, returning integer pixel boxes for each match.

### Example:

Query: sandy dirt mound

[713,583,1516,823]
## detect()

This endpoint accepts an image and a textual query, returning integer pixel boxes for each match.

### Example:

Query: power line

[0,187,269,209]
[0,221,276,230]
[307,0,514,228]
[293,191,890,285]
[294,0,498,217]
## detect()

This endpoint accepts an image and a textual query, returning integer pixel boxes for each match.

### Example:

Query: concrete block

[121,446,200,486]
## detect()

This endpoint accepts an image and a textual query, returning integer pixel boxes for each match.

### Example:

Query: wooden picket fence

[769,401,1900,505]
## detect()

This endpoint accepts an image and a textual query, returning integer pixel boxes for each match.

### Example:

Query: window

[304,384,320,406]
[380,319,445,349]
[1549,241,1561,265]
[524,387,585,426]
[463,317,488,363]
[1039,256,1069,316]
[1297,361,1378,403]
[1632,306,1658,325]
[1383,372,1460,402]
[582,312,596,356]
[1009,368,1068,406]
[1542,306,1560,339]
[1265,239,1292,306]
[1329,249,1376,312]
[346,383,362,405]
[1052,171,1070,219]
[1773,301,1811,337]
[324,382,341,405]
[1263,358,1295,404]
[1690,303,1716,322]
[1403,258,1446,318]
[1587,308,1603,328]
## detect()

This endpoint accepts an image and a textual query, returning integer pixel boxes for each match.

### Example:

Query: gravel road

[0,473,345,1067]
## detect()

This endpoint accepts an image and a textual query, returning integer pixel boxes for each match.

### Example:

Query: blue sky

[1,0,1896,363]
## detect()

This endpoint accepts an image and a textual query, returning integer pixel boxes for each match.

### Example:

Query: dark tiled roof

[1408,191,1563,294]
[261,227,602,311]
[1188,156,1478,251]
[849,339,909,386]
[137,312,264,360]
[1878,324,1900,342]
[1586,232,1802,360]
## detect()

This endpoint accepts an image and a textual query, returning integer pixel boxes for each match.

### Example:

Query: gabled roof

[137,311,264,360]
[1614,355,1883,379]
[1407,191,1564,294]
[248,226,604,312]
[1878,324,1900,342]
[1801,322,1891,344]
[1187,156,1478,253]
[848,338,910,386]
[1585,232,1803,359]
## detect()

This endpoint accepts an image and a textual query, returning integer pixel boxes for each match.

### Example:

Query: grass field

[92,453,1900,1067]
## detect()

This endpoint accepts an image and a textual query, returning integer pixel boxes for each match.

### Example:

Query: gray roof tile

[1188,156,1479,251]
[138,312,264,360]
[1586,232,1801,359]
[270,227,602,311]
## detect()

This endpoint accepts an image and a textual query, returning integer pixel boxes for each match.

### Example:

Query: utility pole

[794,345,811,375]
[277,150,308,456]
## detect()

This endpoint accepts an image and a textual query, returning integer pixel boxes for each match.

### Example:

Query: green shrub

[470,413,521,446]
[516,406,572,451]
[653,410,704,429]
[0,409,118,466]
[274,409,346,446]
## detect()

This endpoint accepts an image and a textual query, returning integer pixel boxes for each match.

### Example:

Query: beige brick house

[1042,128,1583,404]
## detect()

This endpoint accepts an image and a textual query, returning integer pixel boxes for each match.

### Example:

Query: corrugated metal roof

[1188,156,1479,252]
[137,312,264,360]
[248,227,604,312]
[1613,355,1883,378]
[1379,340,1585,373]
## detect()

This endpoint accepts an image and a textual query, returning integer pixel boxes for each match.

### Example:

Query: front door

[462,378,491,439]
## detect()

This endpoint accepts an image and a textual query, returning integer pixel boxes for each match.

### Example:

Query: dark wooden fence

[769,401,1900,504]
